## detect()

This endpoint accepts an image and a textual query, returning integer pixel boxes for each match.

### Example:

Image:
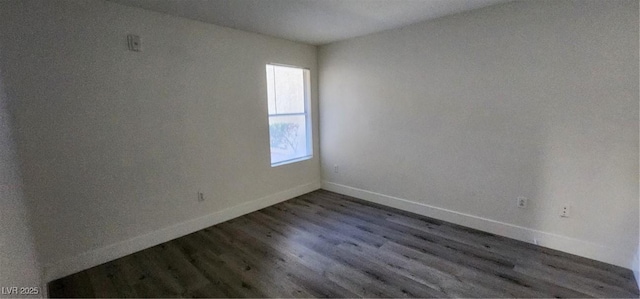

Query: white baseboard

[43,181,321,283]
[322,181,634,270]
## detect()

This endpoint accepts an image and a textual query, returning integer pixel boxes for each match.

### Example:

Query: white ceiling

[109,0,512,45]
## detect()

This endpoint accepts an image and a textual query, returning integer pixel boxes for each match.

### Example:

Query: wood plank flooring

[49,189,640,298]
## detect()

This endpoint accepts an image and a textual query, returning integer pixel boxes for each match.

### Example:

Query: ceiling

[109,0,512,45]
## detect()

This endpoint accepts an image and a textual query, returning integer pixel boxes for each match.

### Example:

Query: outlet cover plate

[517,197,527,208]
[560,205,570,217]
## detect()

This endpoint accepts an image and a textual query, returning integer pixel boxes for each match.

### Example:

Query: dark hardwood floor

[49,189,640,298]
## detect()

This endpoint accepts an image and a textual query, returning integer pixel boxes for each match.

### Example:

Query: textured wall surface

[0,0,319,279]
[320,0,639,268]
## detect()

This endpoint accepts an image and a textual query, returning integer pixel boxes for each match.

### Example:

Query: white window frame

[266,63,313,167]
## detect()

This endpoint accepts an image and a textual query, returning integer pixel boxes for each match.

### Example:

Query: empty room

[1,0,639,297]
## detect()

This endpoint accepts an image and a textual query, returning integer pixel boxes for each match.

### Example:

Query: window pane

[269,115,308,164]
[273,66,304,114]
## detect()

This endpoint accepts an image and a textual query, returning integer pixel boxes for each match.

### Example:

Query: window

[266,64,312,166]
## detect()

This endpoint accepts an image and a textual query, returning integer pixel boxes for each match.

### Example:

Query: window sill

[271,155,313,167]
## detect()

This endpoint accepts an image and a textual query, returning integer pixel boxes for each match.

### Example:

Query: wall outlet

[517,197,527,208]
[198,192,205,202]
[333,164,339,173]
[127,34,141,52]
[560,205,570,217]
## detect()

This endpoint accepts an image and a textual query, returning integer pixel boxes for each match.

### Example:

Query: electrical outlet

[198,192,205,202]
[560,205,570,218]
[517,197,527,208]
[334,164,339,173]
[127,34,141,52]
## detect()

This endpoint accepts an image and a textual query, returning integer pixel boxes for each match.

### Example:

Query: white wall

[633,248,639,289]
[0,69,42,295]
[320,0,639,269]
[636,3,640,286]
[0,0,319,281]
